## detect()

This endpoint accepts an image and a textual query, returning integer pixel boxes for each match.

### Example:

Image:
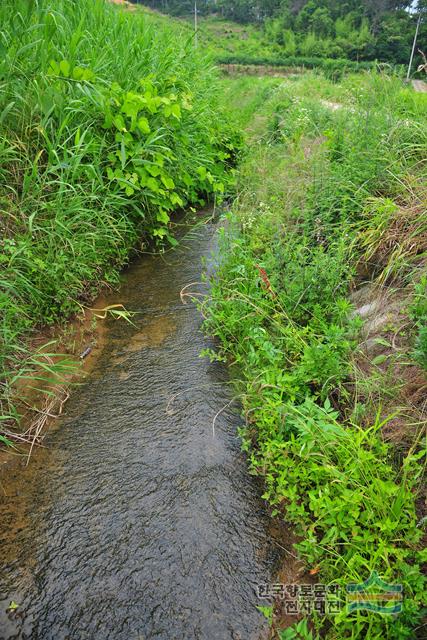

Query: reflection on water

[0,216,281,640]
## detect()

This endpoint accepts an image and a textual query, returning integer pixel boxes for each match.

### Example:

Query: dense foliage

[136,0,427,65]
[0,0,238,437]
[217,55,377,79]
[204,73,426,638]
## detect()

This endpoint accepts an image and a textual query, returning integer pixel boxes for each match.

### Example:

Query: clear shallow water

[0,217,281,640]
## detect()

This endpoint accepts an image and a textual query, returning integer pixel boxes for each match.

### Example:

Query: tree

[374,10,414,61]
[310,7,334,37]
[283,28,297,53]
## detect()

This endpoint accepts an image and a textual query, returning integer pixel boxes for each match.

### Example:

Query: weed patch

[0,0,239,441]
[205,72,426,639]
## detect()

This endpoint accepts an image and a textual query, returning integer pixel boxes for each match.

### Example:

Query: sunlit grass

[205,72,426,639]
[0,0,237,441]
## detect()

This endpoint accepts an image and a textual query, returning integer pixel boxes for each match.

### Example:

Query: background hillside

[131,0,427,65]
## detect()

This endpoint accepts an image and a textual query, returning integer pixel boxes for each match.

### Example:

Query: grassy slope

[125,8,377,77]
[0,0,238,443]
[163,13,388,76]
[117,8,271,59]
[204,73,426,639]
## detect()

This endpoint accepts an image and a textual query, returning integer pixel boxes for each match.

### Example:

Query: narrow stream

[0,215,281,640]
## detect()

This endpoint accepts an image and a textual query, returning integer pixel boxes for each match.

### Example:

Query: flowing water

[0,214,281,640]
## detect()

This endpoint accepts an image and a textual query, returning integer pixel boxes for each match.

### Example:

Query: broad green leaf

[161,174,175,190]
[137,117,150,134]
[166,234,179,247]
[182,173,193,186]
[147,165,161,177]
[72,66,84,80]
[197,166,207,180]
[146,177,159,192]
[169,192,183,206]
[153,227,167,238]
[48,59,60,75]
[113,115,126,132]
[170,103,181,119]
[82,68,95,82]
[156,209,170,224]
[59,59,71,77]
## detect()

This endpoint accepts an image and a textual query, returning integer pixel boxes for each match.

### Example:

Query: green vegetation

[1,1,426,637]
[136,0,427,68]
[204,73,426,638]
[192,18,379,77]
[0,0,238,440]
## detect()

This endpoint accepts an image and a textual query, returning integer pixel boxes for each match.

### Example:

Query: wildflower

[255,264,276,298]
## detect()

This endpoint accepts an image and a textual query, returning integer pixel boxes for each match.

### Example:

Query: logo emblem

[346,571,403,614]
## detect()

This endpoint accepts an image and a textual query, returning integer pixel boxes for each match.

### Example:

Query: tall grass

[0,0,238,440]
[205,72,426,639]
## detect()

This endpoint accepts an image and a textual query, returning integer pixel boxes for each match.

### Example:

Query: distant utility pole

[194,1,198,49]
[406,11,422,81]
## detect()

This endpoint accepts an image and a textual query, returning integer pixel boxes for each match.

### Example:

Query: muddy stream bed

[0,214,283,640]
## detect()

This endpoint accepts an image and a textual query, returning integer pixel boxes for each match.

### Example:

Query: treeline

[263,0,426,63]
[134,0,427,64]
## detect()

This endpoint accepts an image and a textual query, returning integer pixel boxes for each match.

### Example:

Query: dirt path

[110,0,137,10]
[320,99,342,111]
[412,79,427,93]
